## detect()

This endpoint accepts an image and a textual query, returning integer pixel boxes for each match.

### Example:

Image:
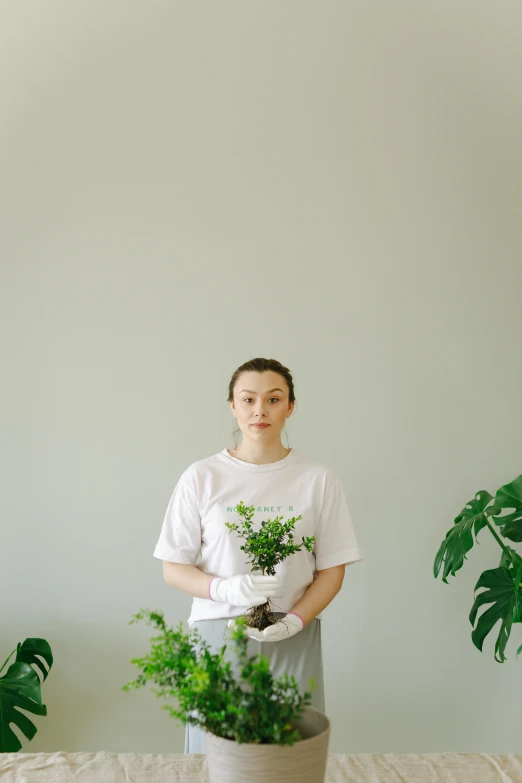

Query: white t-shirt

[153,447,363,625]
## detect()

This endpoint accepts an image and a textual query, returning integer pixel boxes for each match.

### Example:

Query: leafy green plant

[434,474,522,663]
[0,638,53,752]
[225,501,315,630]
[123,610,313,745]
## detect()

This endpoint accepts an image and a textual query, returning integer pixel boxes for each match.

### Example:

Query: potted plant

[123,610,330,783]
[434,473,522,662]
[0,637,53,752]
[225,501,315,630]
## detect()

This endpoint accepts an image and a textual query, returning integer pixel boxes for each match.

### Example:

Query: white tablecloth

[1,751,522,782]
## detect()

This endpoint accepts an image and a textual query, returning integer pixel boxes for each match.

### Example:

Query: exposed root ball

[245,600,278,631]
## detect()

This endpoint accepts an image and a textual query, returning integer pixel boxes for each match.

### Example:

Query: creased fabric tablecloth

[1,751,522,782]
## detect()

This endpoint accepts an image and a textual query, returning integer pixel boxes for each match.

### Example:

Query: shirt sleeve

[314,479,363,571]
[153,478,201,565]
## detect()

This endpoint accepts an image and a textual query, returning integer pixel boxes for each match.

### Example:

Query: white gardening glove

[229,612,305,642]
[208,574,280,607]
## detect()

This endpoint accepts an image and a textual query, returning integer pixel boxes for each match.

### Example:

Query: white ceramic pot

[205,706,330,783]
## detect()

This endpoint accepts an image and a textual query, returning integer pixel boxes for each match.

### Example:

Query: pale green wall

[2,0,522,755]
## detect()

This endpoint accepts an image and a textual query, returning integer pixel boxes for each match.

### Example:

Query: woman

[153,357,363,753]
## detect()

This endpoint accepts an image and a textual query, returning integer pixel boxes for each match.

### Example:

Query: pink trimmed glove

[228,612,305,642]
[209,574,280,607]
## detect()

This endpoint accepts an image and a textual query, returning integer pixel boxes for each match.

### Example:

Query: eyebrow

[239,388,284,395]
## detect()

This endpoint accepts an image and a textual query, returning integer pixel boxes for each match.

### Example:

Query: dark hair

[227,358,296,448]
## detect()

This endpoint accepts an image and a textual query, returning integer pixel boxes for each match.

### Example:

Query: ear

[286,401,295,418]
[229,400,237,419]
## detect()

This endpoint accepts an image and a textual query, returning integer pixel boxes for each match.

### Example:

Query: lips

[252,424,270,428]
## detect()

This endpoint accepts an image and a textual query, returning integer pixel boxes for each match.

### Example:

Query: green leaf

[434,490,492,582]
[16,639,53,682]
[0,638,53,751]
[499,546,522,573]
[0,662,48,752]
[492,475,522,542]
[469,565,522,663]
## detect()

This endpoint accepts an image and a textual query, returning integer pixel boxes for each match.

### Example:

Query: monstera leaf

[434,490,498,582]
[435,473,522,663]
[469,558,522,663]
[492,475,522,542]
[0,638,53,752]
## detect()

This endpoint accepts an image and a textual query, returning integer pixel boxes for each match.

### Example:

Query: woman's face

[230,371,294,444]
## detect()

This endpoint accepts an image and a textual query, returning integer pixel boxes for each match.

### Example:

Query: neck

[229,440,291,465]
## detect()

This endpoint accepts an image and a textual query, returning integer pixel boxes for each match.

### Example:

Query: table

[1,751,522,782]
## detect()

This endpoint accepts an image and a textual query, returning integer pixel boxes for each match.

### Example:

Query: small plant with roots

[226,501,315,631]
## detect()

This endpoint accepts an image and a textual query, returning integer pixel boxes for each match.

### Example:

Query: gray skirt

[184,613,325,754]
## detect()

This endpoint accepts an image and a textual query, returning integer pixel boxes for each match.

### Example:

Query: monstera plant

[434,474,522,663]
[0,638,53,751]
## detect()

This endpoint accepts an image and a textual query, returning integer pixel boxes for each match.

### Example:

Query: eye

[242,397,280,403]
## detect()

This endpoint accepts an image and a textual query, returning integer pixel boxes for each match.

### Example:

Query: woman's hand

[209,574,280,607]
[229,612,304,641]
[226,565,346,640]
